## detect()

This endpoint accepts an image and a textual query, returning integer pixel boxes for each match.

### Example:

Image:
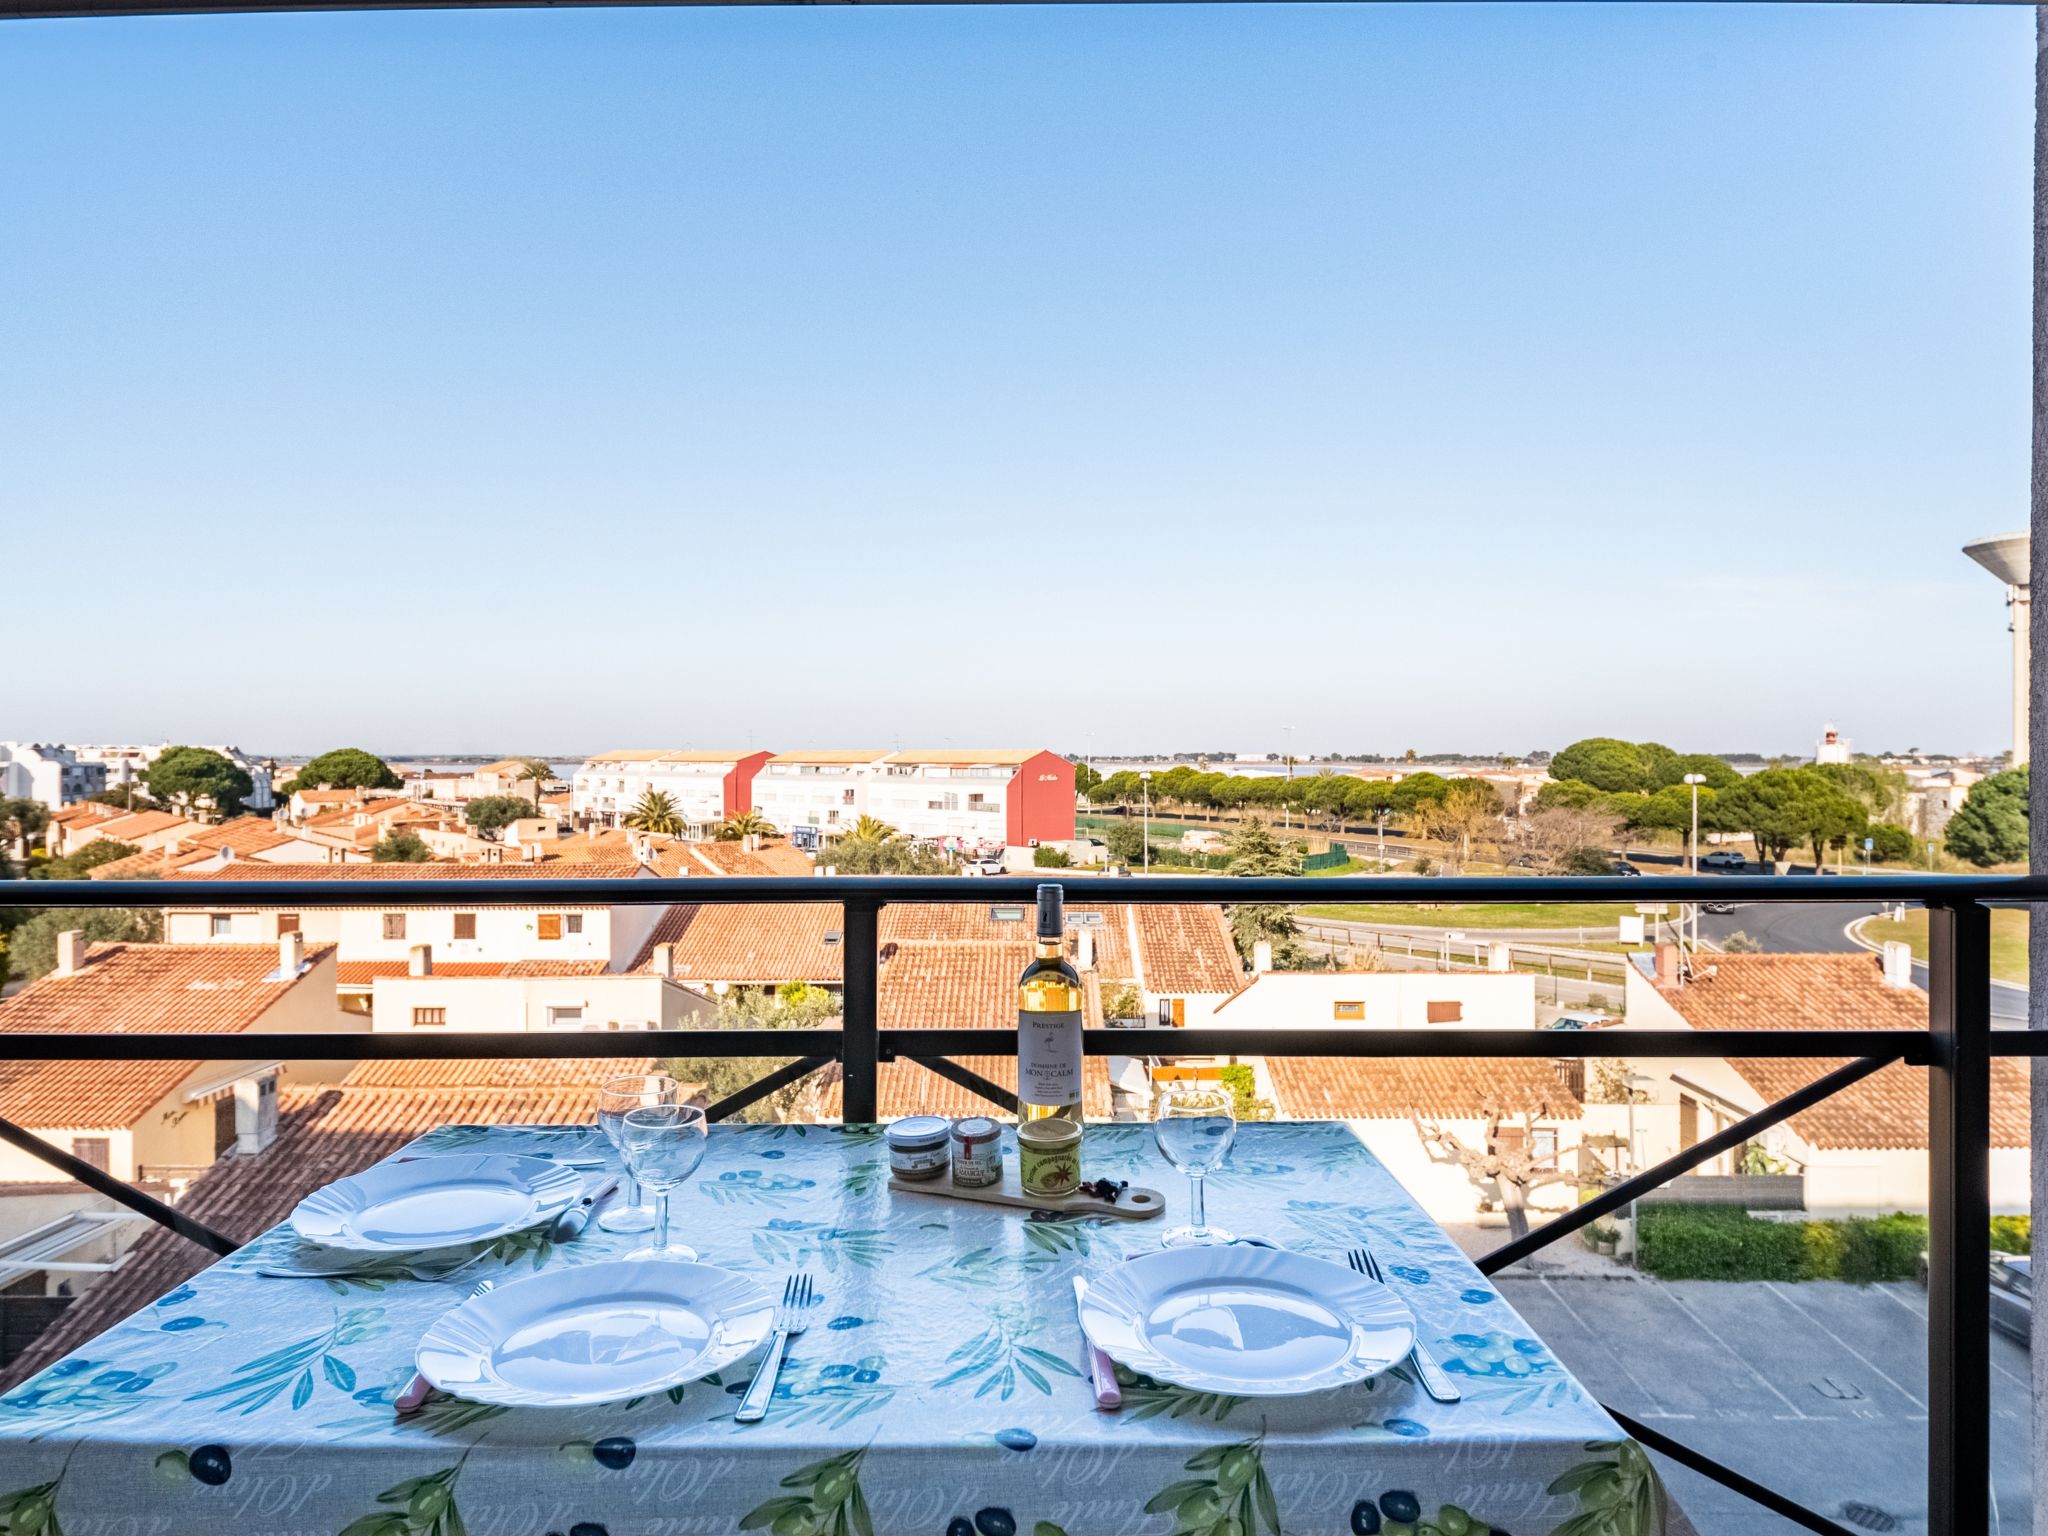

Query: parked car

[1701,850,1745,870]
[1701,900,1737,915]
[963,857,1006,876]
[1990,1254,2032,1346]
[1546,1010,1616,1031]
[1611,862,1642,877]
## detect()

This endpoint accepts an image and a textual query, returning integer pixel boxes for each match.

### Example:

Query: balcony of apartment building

[0,866,2031,1536]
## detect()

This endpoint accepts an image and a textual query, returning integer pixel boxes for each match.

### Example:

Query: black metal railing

[1,871,2038,1536]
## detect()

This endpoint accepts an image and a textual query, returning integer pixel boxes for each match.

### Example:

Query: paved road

[1501,1275,2032,1536]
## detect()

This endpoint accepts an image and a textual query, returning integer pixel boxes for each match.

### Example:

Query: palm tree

[845,814,898,843]
[516,757,553,806]
[717,809,775,842]
[625,789,685,836]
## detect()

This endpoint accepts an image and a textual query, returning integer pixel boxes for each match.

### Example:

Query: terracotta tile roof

[817,1056,1115,1121]
[1130,906,1244,994]
[88,845,217,879]
[335,959,611,985]
[304,799,431,831]
[681,839,816,877]
[178,861,645,885]
[764,750,886,766]
[471,759,538,777]
[628,903,1224,998]
[1657,952,2030,1150]
[0,1058,642,1393]
[882,750,1044,766]
[635,903,846,983]
[186,817,294,855]
[587,750,756,765]
[0,943,336,1128]
[88,811,189,842]
[336,1055,652,1091]
[49,802,125,827]
[1266,1055,1581,1121]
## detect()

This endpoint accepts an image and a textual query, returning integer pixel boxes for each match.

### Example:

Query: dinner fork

[735,1273,817,1424]
[394,1278,496,1417]
[1349,1246,1461,1403]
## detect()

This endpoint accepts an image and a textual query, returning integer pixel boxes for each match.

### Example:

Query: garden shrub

[1637,1206,1977,1283]
[1990,1214,2032,1254]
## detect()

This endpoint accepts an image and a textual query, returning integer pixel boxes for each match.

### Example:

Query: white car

[1701,851,1746,870]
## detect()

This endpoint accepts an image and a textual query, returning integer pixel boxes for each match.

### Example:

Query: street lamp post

[1139,771,1153,874]
[1376,807,1389,868]
[1682,773,1706,873]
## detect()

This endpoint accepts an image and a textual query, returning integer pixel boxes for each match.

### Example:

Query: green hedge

[1635,1206,2018,1282]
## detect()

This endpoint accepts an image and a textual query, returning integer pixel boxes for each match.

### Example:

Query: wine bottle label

[1018,1008,1083,1107]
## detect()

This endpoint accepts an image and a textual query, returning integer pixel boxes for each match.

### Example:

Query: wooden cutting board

[889,1171,1165,1221]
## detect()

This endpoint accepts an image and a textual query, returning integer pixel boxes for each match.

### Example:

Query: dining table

[0,1121,1682,1536]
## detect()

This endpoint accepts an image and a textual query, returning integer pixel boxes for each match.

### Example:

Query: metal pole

[840,898,881,1123]
[1925,897,1991,1536]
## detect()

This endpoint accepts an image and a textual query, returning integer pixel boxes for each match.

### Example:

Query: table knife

[550,1175,621,1242]
[1071,1276,1121,1411]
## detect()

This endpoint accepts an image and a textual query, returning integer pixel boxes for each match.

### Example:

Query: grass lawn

[1860,908,2029,987]
[1295,901,1646,929]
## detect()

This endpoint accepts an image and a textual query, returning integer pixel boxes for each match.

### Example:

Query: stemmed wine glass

[1153,1080,1237,1248]
[597,1073,679,1234]
[619,1103,710,1261]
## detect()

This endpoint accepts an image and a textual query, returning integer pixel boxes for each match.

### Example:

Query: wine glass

[597,1073,679,1233]
[619,1104,710,1261]
[1153,1080,1237,1248]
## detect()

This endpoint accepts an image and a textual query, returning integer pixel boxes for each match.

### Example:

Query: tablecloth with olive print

[0,1122,1679,1536]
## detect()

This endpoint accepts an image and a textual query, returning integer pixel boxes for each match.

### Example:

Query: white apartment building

[754,750,1076,847]
[0,744,105,809]
[74,744,275,811]
[749,752,886,837]
[571,751,772,833]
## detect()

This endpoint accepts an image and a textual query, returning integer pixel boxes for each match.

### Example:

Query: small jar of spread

[1017,1115,1083,1199]
[885,1115,952,1181]
[951,1116,1003,1187]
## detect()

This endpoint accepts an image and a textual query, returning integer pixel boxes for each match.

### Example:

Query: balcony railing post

[840,897,881,1123]
[1924,896,1991,1536]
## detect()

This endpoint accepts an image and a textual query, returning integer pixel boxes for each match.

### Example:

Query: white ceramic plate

[1079,1246,1417,1396]
[417,1260,777,1407]
[288,1154,585,1253]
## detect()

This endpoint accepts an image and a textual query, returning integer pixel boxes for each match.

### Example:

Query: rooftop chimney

[1653,942,1681,990]
[651,942,676,980]
[54,929,83,977]
[234,1072,279,1155]
[409,944,432,978]
[277,931,304,977]
[1076,929,1096,971]
[523,841,542,862]
[1252,940,1274,974]
[1882,940,1915,989]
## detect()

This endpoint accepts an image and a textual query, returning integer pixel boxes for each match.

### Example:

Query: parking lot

[1499,1276,2033,1535]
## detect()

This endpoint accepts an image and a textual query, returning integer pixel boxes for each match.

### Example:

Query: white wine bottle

[1017,883,1084,1121]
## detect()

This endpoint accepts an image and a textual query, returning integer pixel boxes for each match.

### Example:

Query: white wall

[369,973,713,1032]
[1206,971,1538,1032]
[866,766,1013,845]
[572,761,734,827]
[753,764,878,835]
[167,904,626,967]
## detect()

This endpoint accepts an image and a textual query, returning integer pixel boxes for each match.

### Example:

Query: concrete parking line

[1763,1283,1925,1411]
[1532,1276,1676,1414]
[1655,1286,1814,1418]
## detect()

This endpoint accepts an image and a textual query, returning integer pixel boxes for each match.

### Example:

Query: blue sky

[2,3,2033,759]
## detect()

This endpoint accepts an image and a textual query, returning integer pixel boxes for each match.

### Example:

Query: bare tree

[1414,1090,1585,1242]
[1514,805,1623,875]
[1409,792,1502,874]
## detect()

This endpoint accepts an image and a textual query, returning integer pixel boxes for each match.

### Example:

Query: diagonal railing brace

[1478,1053,1900,1275]
[0,1112,238,1257]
